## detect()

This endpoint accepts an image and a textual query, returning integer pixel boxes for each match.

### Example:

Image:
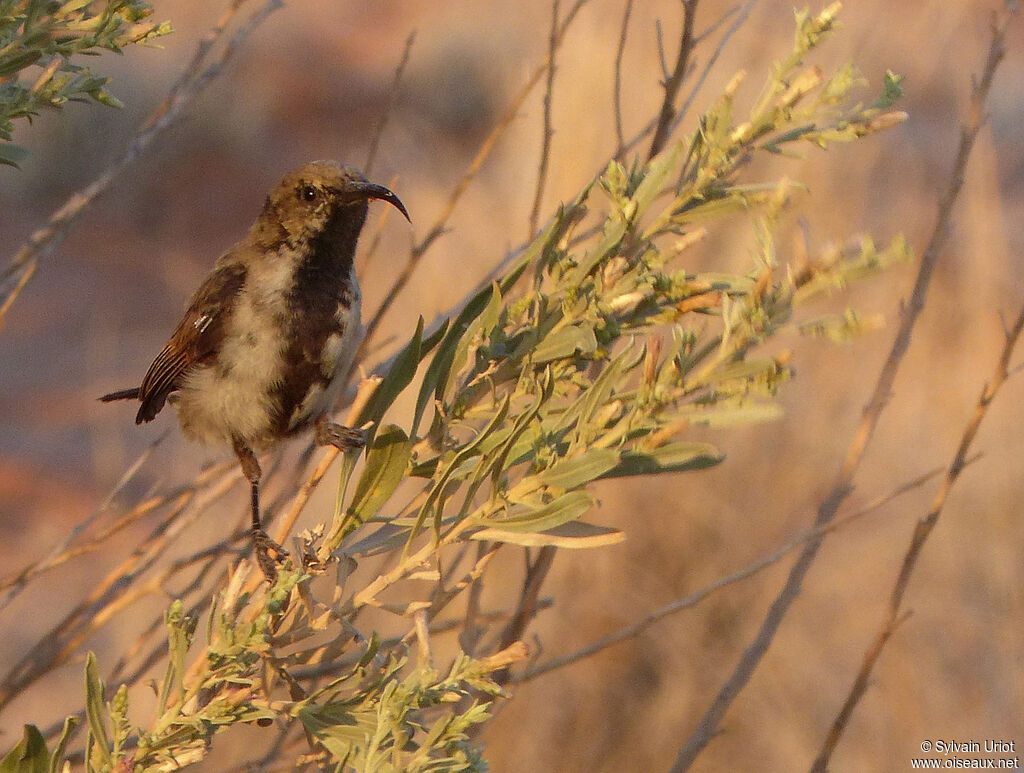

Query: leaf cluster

[0,0,170,166]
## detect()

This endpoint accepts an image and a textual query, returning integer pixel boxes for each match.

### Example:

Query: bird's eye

[299,185,318,202]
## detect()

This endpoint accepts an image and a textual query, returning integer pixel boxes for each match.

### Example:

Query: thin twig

[613,0,635,158]
[445,1,756,345]
[0,433,164,610]
[692,3,740,46]
[528,0,561,239]
[364,31,416,177]
[360,0,592,347]
[648,0,699,160]
[668,0,754,143]
[0,458,235,610]
[655,19,670,82]
[459,542,498,655]
[0,463,239,712]
[493,545,556,684]
[516,461,953,682]
[810,311,1024,768]
[670,8,1013,770]
[0,0,283,330]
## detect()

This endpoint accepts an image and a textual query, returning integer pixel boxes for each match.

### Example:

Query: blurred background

[0,1,1021,770]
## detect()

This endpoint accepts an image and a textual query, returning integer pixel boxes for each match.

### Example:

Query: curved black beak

[350,181,410,222]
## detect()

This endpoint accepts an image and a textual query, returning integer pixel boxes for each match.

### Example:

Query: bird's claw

[252,527,288,583]
[315,419,366,453]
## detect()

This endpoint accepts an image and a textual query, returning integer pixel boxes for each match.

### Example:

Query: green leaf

[414,287,494,438]
[357,317,424,433]
[0,143,30,168]
[570,141,684,284]
[601,442,724,478]
[339,424,412,535]
[159,600,191,713]
[83,652,112,767]
[0,725,48,773]
[408,395,511,548]
[531,448,620,490]
[296,705,363,758]
[48,717,79,773]
[470,520,625,548]
[416,222,548,438]
[90,88,124,108]
[872,69,904,109]
[533,323,597,364]
[447,282,503,397]
[549,345,633,442]
[705,357,783,386]
[0,51,43,78]
[483,490,594,533]
[681,401,784,427]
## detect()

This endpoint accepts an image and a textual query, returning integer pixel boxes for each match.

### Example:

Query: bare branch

[364,31,416,177]
[492,545,556,684]
[528,0,561,239]
[0,433,165,610]
[655,19,670,82]
[361,0,592,347]
[671,8,1015,770]
[613,0,634,158]
[516,461,952,683]
[811,307,1024,768]
[692,3,740,46]
[0,463,239,712]
[668,0,754,144]
[648,0,699,160]
[0,0,284,330]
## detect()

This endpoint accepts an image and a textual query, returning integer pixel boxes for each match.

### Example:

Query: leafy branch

[0,5,914,771]
[0,0,170,166]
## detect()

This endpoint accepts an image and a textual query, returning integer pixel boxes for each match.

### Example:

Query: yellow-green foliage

[0,6,912,771]
[0,0,170,166]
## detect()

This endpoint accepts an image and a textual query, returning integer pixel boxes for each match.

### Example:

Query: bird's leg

[232,437,287,583]
[314,414,366,453]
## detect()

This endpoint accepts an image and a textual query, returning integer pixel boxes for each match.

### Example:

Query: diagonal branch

[515,461,952,683]
[360,0,592,347]
[648,0,699,160]
[0,0,283,331]
[810,297,1024,771]
[670,6,1015,771]
[364,30,416,178]
[612,0,635,158]
[528,0,562,239]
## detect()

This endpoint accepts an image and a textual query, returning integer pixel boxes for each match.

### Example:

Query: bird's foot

[315,417,366,453]
[252,527,289,584]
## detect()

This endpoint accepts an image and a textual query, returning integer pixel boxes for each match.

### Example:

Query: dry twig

[811,296,1024,766]
[528,0,562,239]
[516,462,953,682]
[0,0,283,330]
[364,30,416,178]
[671,8,1014,770]
[648,0,699,160]
[361,0,592,347]
[612,0,635,157]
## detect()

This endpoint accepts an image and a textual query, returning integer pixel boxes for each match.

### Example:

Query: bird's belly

[173,279,362,450]
[175,308,286,449]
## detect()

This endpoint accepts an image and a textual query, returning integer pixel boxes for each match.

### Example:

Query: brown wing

[135,261,248,424]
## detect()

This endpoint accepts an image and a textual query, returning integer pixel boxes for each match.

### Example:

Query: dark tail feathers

[100,387,141,402]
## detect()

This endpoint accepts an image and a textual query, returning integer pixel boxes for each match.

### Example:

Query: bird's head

[261,161,409,244]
